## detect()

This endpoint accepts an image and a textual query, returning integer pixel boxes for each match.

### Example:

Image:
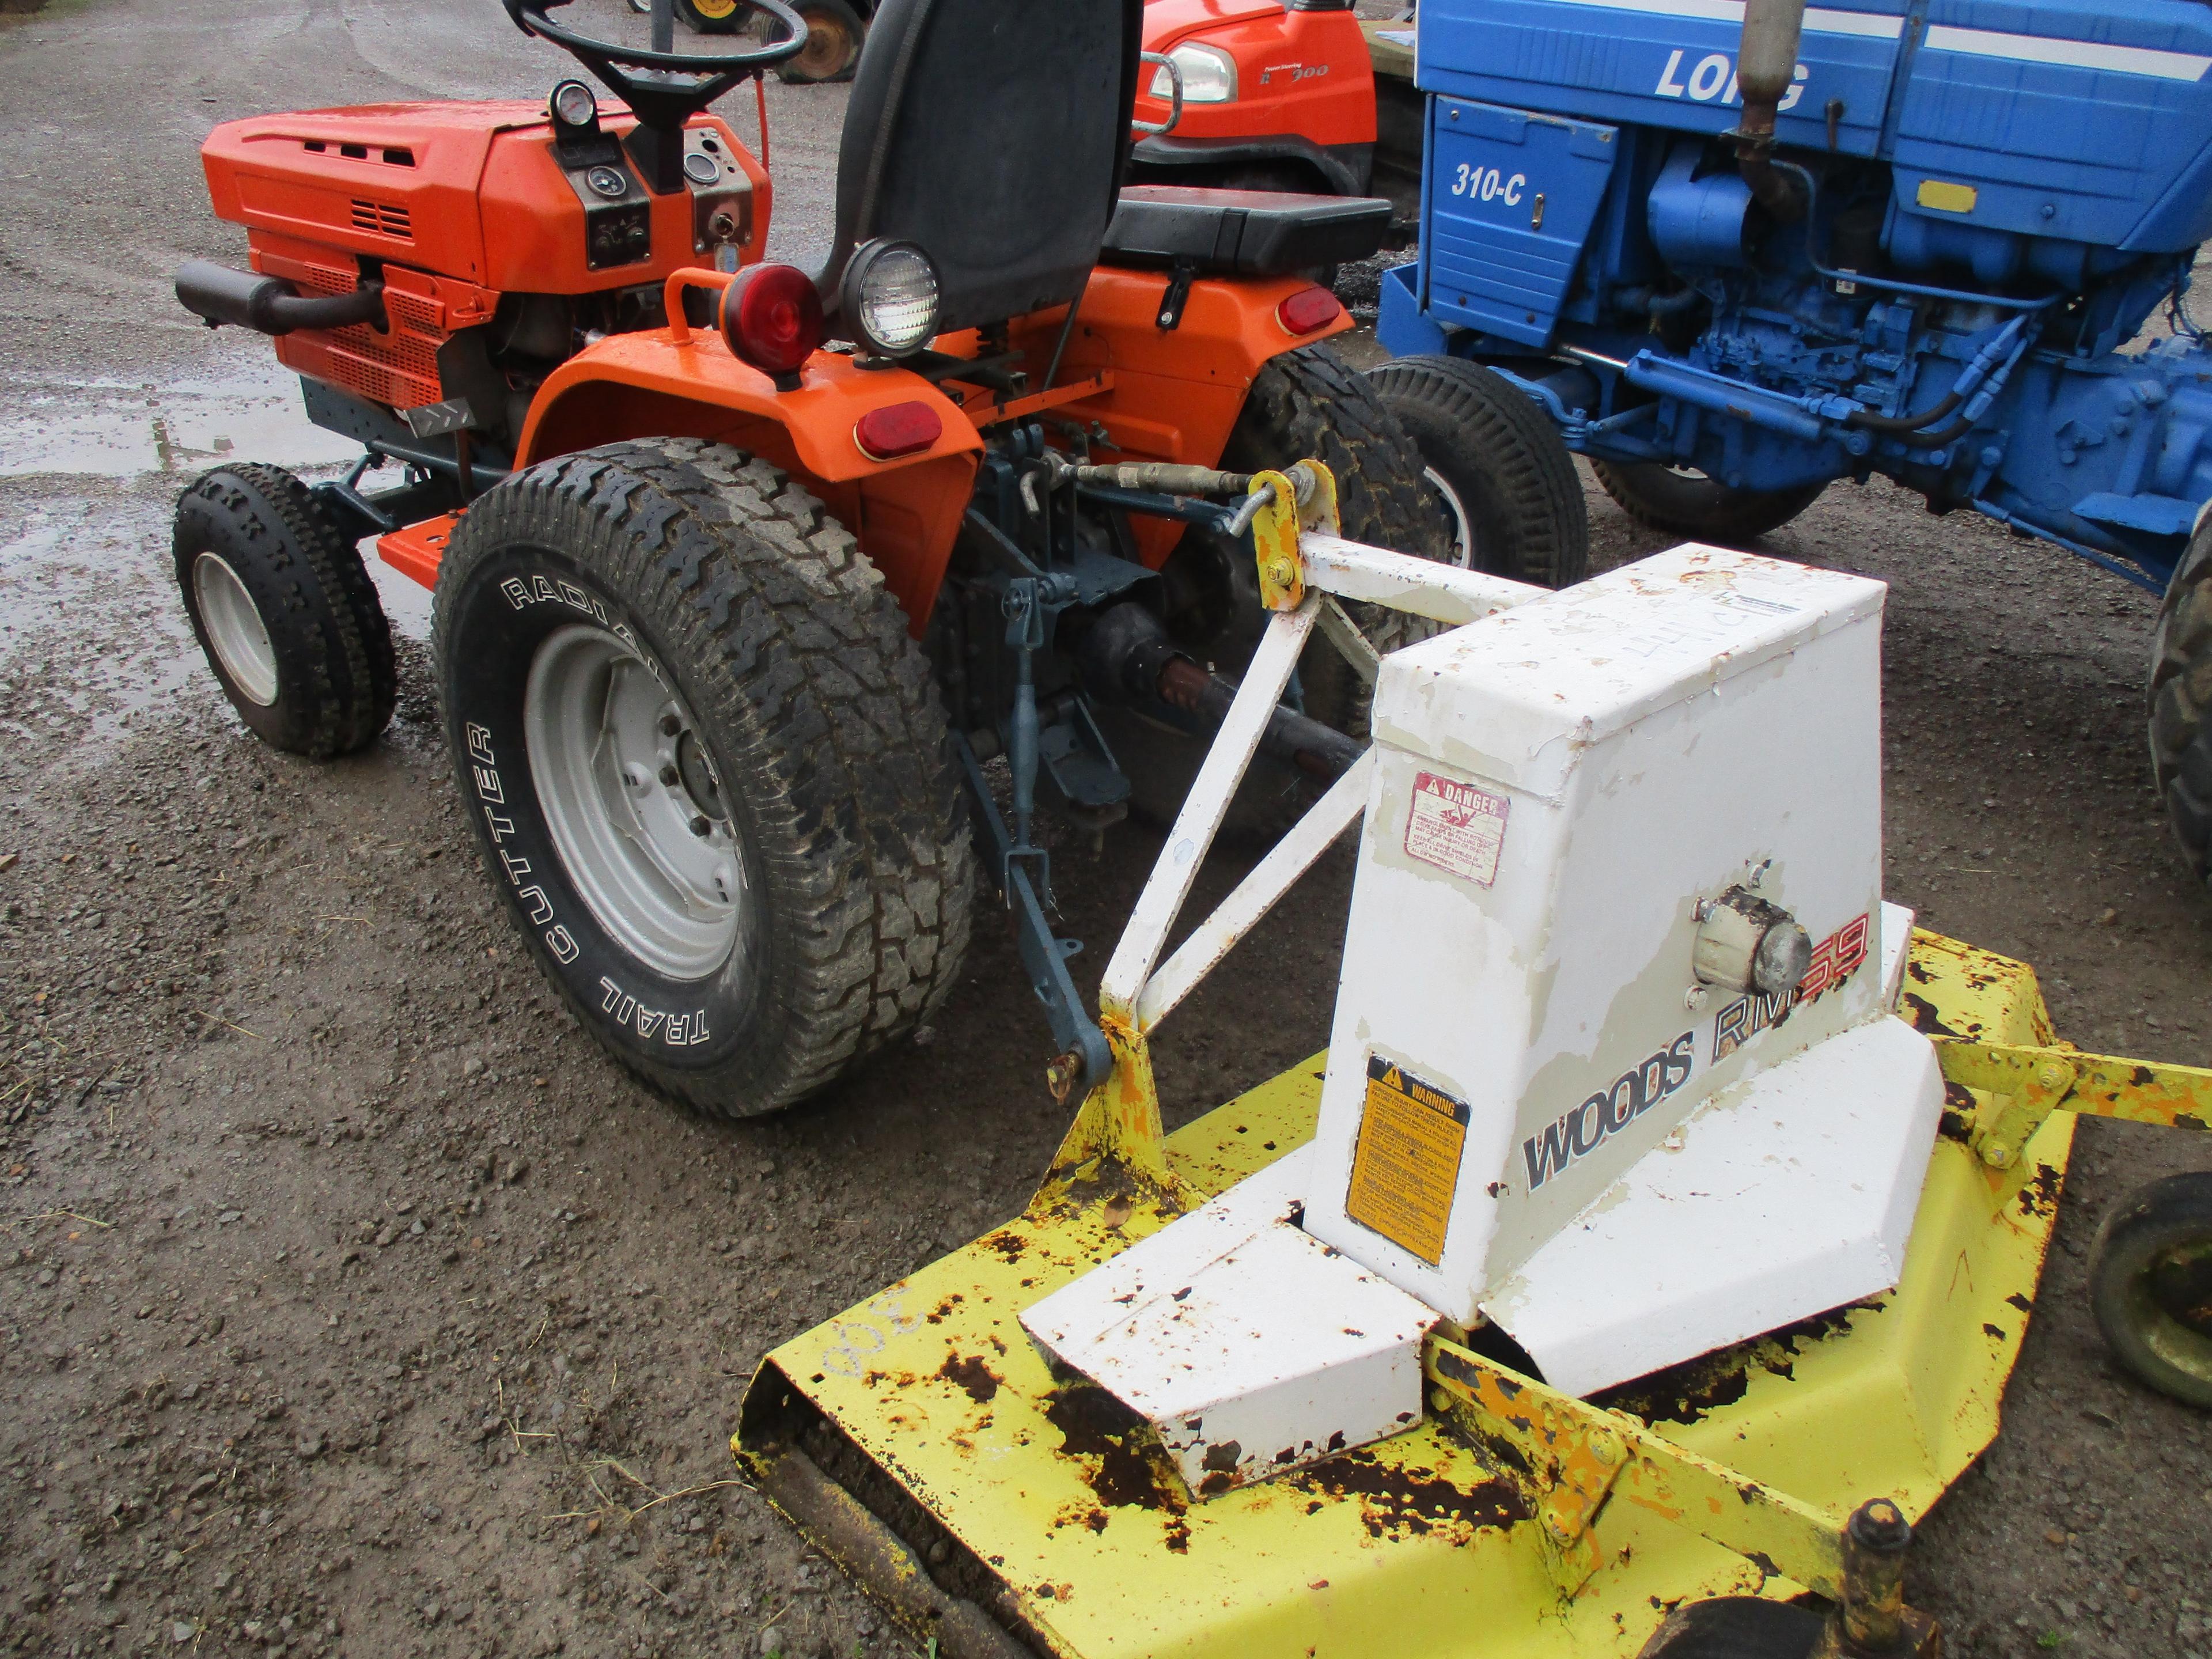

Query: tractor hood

[1141,0,1285,52]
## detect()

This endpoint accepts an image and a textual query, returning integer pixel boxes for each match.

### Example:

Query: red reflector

[719,263,824,376]
[1277,285,1343,335]
[854,400,943,461]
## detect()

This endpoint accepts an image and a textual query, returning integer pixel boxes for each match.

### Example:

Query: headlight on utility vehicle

[1151,43,1236,104]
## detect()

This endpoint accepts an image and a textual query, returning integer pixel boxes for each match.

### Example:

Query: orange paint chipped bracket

[377,512,462,591]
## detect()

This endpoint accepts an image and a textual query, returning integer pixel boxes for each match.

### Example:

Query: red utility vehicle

[1130,0,1378,198]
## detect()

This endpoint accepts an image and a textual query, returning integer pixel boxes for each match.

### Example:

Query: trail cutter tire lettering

[173,463,397,757]
[1366,355,1589,588]
[2150,519,2212,884]
[433,438,974,1118]
[1097,342,1452,834]
[1592,459,1825,546]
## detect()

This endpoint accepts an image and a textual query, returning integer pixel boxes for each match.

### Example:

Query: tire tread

[434,438,973,1118]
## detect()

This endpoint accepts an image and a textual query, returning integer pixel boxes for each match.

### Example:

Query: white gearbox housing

[1299,546,1942,1385]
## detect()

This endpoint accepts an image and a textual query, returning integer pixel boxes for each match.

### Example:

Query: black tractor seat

[1100,185,1392,278]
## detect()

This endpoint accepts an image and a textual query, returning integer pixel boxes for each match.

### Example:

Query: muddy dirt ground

[2,3,2210,1658]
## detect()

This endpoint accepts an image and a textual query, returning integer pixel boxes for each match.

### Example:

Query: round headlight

[551,79,599,130]
[842,241,941,359]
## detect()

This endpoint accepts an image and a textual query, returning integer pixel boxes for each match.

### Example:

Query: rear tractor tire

[771,0,866,82]
[1593,459,1825,546]
[1092,342,1451,836]
[2150,519,2212,883]
[1366,355,1589,588]
[173,463,396,758]
[2087,1171,2212,1410]
[432,438,974,1119]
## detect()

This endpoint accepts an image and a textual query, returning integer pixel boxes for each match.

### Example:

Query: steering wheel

[502,0,809,134]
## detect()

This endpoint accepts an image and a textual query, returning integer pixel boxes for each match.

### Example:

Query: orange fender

[515,323,981,634]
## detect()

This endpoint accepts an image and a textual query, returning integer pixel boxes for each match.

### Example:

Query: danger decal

[1713,911,1870,1060]
[1345,1055,1472,1266]
[1404,771,1509,887]
[1522,1032,1696,1191]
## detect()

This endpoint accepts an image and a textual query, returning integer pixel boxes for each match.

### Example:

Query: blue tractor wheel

[1592,461,1825,547]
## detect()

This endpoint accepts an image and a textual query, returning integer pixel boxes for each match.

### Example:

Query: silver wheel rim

[1423,466,1478,570]
[192,552,280,707]
[523,624,745,982]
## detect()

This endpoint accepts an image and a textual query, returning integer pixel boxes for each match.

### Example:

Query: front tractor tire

[173,464,396,757]
[1592,459,1825,546]
[1366,355,1589,588]
[433,438,974,1119]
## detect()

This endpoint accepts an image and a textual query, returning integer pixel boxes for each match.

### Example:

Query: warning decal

[1404,771,1508,887]
[1344,1054,1471,1266]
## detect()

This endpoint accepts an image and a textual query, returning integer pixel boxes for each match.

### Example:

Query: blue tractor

[1364,0,2212,878]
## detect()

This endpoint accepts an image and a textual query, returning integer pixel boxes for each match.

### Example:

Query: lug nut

[658,713,681,737]
[688,815,711,838]
[659,763,680,787]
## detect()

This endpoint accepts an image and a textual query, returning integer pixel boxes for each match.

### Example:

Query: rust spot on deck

[983,1230,1029,1263]
[1940,1081,1978,1143]
[2016,1161,2064,1219]
[937,1354,1001,1405]
[1289,1448,1528,1543]
[1900,993,1963,1038]
[1595,1304,1863,1426]
[1044,1384,1189,1515]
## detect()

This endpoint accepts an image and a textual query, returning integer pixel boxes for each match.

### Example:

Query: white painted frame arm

[1135,749,1374,1033]
[1301,534,1543,626]
[1099,597,1321,1016]
[1099,535,1545,1033]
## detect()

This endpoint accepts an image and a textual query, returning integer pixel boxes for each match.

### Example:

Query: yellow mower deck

[735,933,2079,1658]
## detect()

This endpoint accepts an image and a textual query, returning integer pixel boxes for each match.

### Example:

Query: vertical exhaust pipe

[1732,0,1807,220]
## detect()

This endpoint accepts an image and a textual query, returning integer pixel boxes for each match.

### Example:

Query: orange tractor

[169,0,1455,1116]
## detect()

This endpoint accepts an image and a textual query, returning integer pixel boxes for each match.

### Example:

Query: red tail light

[719,264,823,376]
[854,400,944,461]
[1277,285,1343,335]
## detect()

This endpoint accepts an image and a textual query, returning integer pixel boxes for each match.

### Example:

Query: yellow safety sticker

[1916,179,1978,215]
[1345,1054,1470,1266]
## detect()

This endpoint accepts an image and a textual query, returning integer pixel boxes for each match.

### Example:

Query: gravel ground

[2,4,2210,1659]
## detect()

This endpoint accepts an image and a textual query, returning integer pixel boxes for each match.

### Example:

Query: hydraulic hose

[1845,312,2038,438]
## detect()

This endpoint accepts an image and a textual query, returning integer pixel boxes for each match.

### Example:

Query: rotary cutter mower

[736,509,2212,1658]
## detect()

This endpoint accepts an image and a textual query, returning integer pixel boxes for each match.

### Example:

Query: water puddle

[0,363,359,480]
